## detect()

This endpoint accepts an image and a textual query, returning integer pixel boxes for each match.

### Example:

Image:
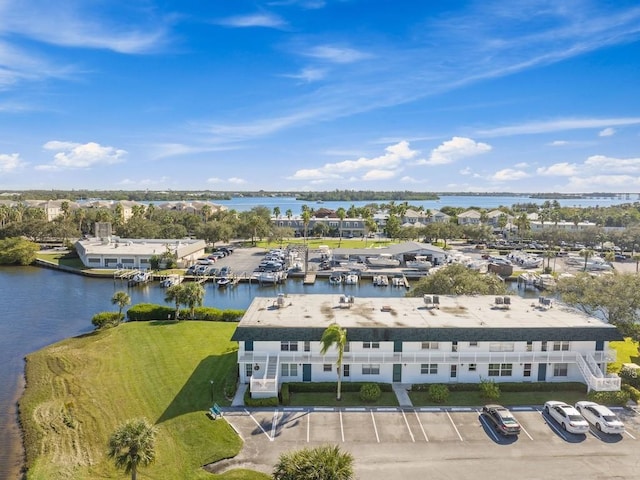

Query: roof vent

[495,296,504,305]
[423,295,432,304]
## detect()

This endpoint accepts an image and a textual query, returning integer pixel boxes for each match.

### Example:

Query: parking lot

[207,406,640,479]
[222,405,638,446]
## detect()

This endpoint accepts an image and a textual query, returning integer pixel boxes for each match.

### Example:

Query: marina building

[232,294,622,399]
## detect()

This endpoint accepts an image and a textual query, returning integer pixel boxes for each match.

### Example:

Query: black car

[482,404,521,436]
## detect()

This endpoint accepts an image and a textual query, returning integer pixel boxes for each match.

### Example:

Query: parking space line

[402,410,415,442]
[624,430,636,440]
[244,408,273,441]
[445,411,464,441]
[340,410,345,443]
[477,410,500,443]
[519,423,534,441]
[414,410,429,442]
[539,410,568,441]
[371,411,380,443]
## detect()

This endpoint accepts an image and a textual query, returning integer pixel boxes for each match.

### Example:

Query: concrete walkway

[231,383,248,407]
[392,383,413,407]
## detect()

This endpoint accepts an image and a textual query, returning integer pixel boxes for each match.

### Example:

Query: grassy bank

[19,321,268,480]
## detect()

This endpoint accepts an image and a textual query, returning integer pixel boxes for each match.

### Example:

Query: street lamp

[210,380,214,403]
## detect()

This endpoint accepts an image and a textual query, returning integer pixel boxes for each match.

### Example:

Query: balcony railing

[239,349,616,366]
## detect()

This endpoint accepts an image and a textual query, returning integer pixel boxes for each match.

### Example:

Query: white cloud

[490,168,529,182]
[301,45,372,64]
[400,175,420,183]
[217,13,286,29]
[282,67,327,83]
[536,162,579,176]
[419,137,492,165]
[0,153,24,172]
[228,177,247,184]
[548,140,569,146]
[207,177,223,184]
[38,141,127,170]
[288,141,419,182]
[566,175,640,191]
[584,155,640,174]
[478,117,640,137]
[598,127,616,137]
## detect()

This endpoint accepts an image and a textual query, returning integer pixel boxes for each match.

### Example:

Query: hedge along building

[231,294,622,399]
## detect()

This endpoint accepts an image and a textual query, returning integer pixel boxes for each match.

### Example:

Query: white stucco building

[232,294,622,399]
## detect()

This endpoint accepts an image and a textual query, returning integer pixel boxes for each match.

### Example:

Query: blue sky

[1,0,640,193]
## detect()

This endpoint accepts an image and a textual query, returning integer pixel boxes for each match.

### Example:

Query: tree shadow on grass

[156,352,237,424]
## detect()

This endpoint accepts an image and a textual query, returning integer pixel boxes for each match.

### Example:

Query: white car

[544,400,589,434]
[575,401,625,434]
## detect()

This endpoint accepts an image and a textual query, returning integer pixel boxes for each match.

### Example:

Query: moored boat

[366,253,400,268]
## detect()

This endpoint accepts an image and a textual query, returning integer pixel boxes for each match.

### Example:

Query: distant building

[232,294,621,399]
[75,237,206,269]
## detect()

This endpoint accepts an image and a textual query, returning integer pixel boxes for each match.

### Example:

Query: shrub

[127,303,176,321]
[244,390,279,407]
[622,384,640,403]
[619,365,640,389]
[479,378,500,401]
[587,390,630,406]
[286,382,392,393]
[224,367,239,400]
[359,383,382,403]
[91,312,121,329]
[428,384,449,403]
[279,384,290,406]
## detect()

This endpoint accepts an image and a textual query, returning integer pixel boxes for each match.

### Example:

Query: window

[121,258,134,264]
[541,341,548,352]
[420,364,438,375]
[469,341,478,347]
[343,365,350,377]
[451,341,458,352]
[281,341,298,352]
[553,363,568,377]
[304,341,310,352]
[245,364,253,378]
[362,364,380,375]
[488,363,513,377]
[323,364,333,372]
[468,363,477,372]
[489,342,514,352]
[553,341,570,351]
[363,342,380,349]
[421,341,439,350]
[450,365,457,378]
[281,364,298,377]
[523,363,532,377]
[526,341,533,352]
[88,258,101,264]
[344,342,350,352]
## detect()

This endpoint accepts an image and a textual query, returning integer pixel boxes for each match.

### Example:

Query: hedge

[587,390,630,406]
[244,390,279,407]
[126,303,244,322]
[285,382,393,393]
[412,382,586,393]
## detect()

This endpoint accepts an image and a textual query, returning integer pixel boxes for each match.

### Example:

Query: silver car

[575,401,625,434]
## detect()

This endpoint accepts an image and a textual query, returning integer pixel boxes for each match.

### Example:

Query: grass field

[19,321,269,480]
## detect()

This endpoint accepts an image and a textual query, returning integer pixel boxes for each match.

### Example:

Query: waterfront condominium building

[232,294,622,399]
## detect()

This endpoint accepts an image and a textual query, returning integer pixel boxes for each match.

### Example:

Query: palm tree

[320,323,347,401]
[111,291,131,321]
[273,206,281,219]
[301,210,311,245]
[107,417,157,480]
[182,282,205,319]
[164,284,184,320]
[336,207,346,247]
[273,444,354,480]
[633,253,640,274]
[580,248,594,271]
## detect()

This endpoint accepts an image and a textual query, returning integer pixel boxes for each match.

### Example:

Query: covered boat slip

[232,295,623,397]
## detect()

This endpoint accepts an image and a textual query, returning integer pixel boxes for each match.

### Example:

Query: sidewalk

[392,383,413,407]
[231,383,248,407]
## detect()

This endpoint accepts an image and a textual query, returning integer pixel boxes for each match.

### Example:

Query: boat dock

[303,272,317,284]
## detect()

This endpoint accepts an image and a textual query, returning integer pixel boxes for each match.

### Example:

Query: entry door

[537,363,547,381]
[393,364,402,382]
[302,364,311,382]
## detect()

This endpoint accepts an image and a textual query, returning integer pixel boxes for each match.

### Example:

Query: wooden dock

[303,272,317,285]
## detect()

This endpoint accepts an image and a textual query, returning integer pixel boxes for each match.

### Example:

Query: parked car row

[482,401,625,437]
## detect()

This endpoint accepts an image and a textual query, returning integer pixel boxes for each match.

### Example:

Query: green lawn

[408,390,588,407]
[19,321,269,480]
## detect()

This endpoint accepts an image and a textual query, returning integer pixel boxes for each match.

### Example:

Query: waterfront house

[232,294,622,399]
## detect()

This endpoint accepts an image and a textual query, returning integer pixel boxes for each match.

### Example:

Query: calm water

[214,194,636,213]
[0,266,414,477]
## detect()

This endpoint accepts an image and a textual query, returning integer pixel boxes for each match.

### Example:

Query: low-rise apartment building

[232,294,622,399]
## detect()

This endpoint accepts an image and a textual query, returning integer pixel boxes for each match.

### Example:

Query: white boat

[392,274,408,288]
[128,271,151,286]
[217,276,232,288]
[329,273,343,285]
[373,275,389,287]
[343,273,359,285]
[160,274,182,288]
[366,254,400,268]
[535,273,556,290]
[406,255,432,270]
[257,271,284,284]
[517,272,539,291]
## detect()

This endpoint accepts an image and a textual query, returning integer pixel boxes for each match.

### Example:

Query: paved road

[206,406,640,479]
